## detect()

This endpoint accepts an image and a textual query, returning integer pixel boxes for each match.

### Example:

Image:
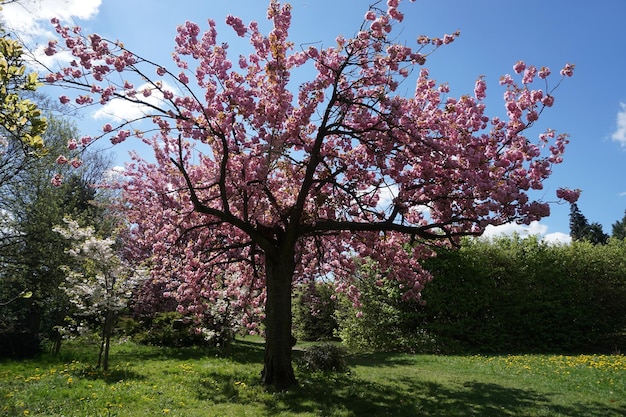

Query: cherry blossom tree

[54,218,146,371]
[44,1,578,388]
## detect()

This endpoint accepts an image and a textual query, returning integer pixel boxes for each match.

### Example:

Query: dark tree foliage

[569,203,608,245]
[293,282,338,342]
[569,203,589,240]
[0,115,112,358]
[611,210,626,240]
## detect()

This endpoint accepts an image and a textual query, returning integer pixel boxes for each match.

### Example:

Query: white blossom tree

[54,217,146,370]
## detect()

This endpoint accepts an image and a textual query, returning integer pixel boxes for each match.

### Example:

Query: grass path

[1,338,624,416]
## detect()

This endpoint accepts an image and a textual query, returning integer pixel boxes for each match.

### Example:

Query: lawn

[1,337,624,417]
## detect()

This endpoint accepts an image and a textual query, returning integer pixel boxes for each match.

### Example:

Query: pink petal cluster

[556,188,580,204]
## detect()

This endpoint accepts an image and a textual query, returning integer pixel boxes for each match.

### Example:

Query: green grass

[1,337,625,416]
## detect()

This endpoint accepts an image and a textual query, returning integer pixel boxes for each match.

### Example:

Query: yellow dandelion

[162,409,171,414]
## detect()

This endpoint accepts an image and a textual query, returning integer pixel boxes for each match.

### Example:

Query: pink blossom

[51,174,63,187]
[387,7,404,22]
[59,95,71,104]
[538,66,551,79]
[560,63,575,77]
[522,65,537,84]
[226,15,247,37]
[431,37,443,46]
[499,74,514,86]
[156,67,167,76]
[443,33,456,44]
[541,95,555,107]
[75,95,93,105]
[556,188,581,203]
[102,123,113,133]
[67,139,78,150]
[526,110,539,122]
[70,158,83,168]
[110,130,130,144]
[44,40,57,56]
[56,155,68,165]
[474,77,487,100]
[513,60,526,74]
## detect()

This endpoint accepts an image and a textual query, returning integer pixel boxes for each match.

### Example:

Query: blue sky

[3,0,626,242]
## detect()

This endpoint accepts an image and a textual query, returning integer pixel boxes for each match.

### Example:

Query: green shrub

[296,343,348,372]
[132,312,208,348]
[293,282,338,342]
[421,236,626,353]
[337,236,626,354]
[336,261,441,353]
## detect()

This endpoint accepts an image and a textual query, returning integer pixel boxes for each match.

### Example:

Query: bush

[421,236,626,353]
[131,312,208,348]
[296,343,348,372]
[337,236,626,354]
[335,262,441,354]
[293,282,338,342]
[0,330,40,358]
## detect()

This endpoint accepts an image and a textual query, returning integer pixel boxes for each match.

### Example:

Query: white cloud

[0,0,101,41]
[102,165,126,183]
[29,44,75,70]
[482,221,571,244]
[483,221,547,238]
[93,81,178,122]
[376,183,398,207]
[542,232,571,245]
[611,102,626,146]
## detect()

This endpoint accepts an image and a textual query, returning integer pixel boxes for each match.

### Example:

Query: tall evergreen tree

[569,203,608,245]
[611,210,626,240]
[569,203,589,241]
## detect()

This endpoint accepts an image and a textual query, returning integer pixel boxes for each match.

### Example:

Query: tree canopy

[44,0,577,389]
[569,203,609,245]
[0,16,47,155]
[611,210,626,240]
[0,113,111,357]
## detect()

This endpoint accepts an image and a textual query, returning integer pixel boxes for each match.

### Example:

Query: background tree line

[0,113,112,357]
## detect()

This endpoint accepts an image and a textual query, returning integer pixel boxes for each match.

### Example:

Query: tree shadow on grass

[77,365,146,384]
[346,351,424,368]
[108,337,265,364]
[195,367,625,417]
[271,375,550,417]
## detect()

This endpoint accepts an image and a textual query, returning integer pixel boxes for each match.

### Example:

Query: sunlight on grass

[1,339,625,416]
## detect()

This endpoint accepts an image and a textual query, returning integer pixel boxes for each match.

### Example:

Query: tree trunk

[261,253,297,390]
[97,309,113,371]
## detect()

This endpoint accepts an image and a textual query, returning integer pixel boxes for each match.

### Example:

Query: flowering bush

[54,217,147,369]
